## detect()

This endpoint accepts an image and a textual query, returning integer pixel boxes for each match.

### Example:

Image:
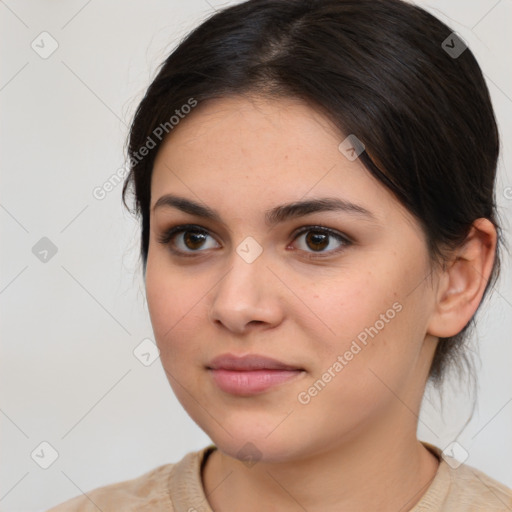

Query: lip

[207,353,303,371]
[207,353,305,396]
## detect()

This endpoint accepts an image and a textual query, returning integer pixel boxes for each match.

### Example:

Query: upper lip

[207,353,303,371]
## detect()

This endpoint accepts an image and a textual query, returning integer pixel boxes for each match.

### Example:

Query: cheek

[295,309,421,439]
[145,265,210,416]
[313,268,400,347]
[310,263,427,386]
[145,260,171,342]
[145,255,203,356]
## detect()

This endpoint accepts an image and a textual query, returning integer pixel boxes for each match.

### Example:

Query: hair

[121,0,504,389]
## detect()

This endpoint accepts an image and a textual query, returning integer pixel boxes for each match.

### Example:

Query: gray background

[1,1,511,510]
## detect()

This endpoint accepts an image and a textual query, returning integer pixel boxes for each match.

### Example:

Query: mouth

[207,353,304,371]
[206,353,305,395]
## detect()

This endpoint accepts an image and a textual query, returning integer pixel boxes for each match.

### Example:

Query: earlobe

[427,218,497,338]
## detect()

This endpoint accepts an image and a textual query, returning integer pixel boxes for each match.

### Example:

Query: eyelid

[290,225,351,243]
[157,223,352,258]
[156,224,219,250]
[289,225,352,258]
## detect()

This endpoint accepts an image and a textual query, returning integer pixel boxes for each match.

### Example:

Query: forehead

[158,95,338,156]
[149,95,408,225]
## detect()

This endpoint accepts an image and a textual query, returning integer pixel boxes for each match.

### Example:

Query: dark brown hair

[122,0,504,387]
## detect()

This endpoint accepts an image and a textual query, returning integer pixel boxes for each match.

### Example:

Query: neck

[202,413,440,512]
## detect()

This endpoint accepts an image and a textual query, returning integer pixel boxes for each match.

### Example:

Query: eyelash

[157,223,352,260]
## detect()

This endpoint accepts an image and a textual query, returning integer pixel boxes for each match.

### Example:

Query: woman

[48,0,512,510]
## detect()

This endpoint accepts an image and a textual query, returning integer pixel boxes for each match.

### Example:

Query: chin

[195,413,306,464]
[216,435,301,465]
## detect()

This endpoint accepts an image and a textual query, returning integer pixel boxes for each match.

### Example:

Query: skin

[145,95,497,511]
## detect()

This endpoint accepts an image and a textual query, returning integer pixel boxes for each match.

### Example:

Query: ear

[427,218,497,338]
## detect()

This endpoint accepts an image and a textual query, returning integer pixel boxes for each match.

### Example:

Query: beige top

[47,442,512,511]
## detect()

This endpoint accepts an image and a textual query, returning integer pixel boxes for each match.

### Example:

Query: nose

[208,250,284,335]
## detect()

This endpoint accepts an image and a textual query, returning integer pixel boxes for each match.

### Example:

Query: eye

[290,226,351,258]
[157,224,352,259]
[157,224,220,256]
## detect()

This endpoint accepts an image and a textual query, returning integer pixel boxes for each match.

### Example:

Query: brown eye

[304,230,330,251]
[157,225,220,255]
[292,226,351,257]
[158,224,351,259]
[182,230,208,250]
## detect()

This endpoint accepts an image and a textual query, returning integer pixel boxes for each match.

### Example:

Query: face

[145,95,439,463]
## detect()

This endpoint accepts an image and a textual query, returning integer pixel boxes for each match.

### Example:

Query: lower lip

[209,369,303,395]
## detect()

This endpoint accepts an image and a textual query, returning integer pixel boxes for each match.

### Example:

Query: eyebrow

[152,194,378,226]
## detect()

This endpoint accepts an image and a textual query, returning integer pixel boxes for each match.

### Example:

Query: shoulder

[443,461,512,511]
[415,442,512,511]
[46,463,176,512]
[44,446,211,512]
